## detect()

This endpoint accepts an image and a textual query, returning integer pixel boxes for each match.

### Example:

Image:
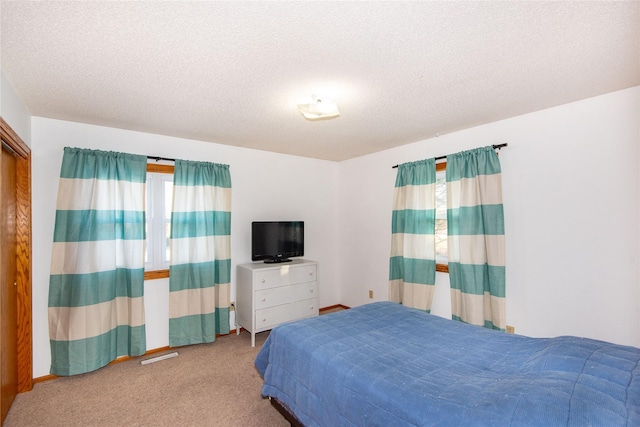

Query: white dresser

[236,259,318,346]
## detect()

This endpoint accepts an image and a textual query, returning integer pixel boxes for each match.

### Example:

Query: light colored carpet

[5,330,289,427]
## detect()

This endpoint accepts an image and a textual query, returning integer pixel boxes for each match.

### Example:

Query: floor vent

[141,352,179,365]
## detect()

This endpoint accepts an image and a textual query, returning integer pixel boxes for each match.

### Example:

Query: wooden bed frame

[269,397,304,427]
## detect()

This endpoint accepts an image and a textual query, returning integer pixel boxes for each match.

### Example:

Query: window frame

[144,163,174,280]
[435,161,449,273]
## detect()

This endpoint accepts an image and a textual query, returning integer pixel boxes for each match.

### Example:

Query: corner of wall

[1,69,32,146]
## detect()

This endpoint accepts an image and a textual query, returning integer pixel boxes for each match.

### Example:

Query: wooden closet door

[1,145,18,423]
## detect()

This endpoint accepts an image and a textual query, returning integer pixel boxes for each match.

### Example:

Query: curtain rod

[146,156,230,168]
[147,155,175,162]
[391,143,508,169]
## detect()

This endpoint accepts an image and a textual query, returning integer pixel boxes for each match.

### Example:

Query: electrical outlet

[506,325,515,334]
[368,290,373,299]
[230,302,235,312]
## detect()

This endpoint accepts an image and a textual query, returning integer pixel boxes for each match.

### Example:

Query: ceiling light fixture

[297,95,340,120]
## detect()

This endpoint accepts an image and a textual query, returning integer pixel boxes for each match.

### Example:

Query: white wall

[31,118,340,377]
[0,70,31,145]
[338,86,640,348]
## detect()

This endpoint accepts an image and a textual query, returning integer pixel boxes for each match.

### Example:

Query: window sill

[436,263,449,273]
[144,269,169,280]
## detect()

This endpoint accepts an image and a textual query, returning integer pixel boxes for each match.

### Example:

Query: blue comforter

[255,302,640,426]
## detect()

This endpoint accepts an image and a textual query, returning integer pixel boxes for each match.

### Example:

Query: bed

[255,301,640,426]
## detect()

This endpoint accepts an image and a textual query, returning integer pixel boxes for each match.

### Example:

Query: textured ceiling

[1,1,638,161]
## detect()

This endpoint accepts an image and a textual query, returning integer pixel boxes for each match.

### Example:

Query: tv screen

[252,221,304,263]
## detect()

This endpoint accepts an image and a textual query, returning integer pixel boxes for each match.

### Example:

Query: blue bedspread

[255,302,640,426]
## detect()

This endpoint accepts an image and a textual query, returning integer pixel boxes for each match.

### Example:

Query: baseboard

[319,304,350,312]
[32,374,57,385]
[32,305,349,385]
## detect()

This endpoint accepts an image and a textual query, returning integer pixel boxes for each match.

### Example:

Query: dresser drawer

[254,264,317,290]
[255,282,317,310]
[255,298,318,330]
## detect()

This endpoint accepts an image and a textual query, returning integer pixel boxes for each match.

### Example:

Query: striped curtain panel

[446,146,506,330]
[389,159,437,312]
[169,160,231,347]
[48,148,147,376]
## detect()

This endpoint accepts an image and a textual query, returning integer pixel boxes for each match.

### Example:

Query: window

[145,164,174,279]
[435,162,448,273]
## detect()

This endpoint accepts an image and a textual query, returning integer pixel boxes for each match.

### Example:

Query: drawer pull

[262,318,267,322]
[309,289,314,293]
[261,278,266,283]
[310,306,314,310]
[261,298,266,302]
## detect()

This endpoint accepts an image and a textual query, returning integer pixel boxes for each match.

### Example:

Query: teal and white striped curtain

[169,160,231,347]
[48,148,147,376]
[446,146,505,330]
[389,159,437,312]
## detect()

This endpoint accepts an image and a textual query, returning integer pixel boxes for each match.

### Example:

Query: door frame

[0,117,32,393]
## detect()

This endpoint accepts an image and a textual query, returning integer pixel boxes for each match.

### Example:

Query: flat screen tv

[252,221,304,263]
